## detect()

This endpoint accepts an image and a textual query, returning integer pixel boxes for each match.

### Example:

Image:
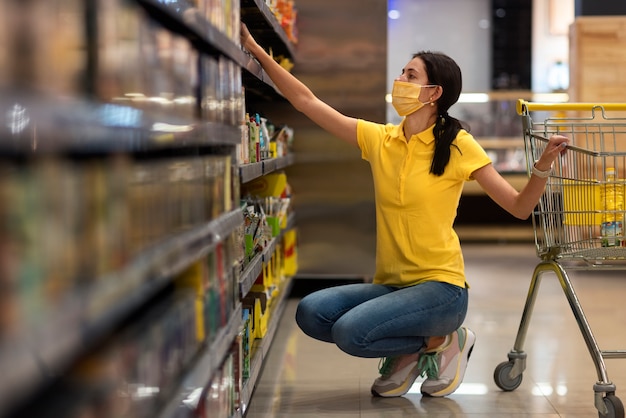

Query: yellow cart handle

[516,99,626,115]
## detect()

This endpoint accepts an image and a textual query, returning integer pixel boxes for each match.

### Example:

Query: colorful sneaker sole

[421,328,476,398]
[371,363,422,398]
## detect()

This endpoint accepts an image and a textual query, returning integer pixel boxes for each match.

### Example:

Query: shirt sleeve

[357,119,387,162]
[453,130,493,181]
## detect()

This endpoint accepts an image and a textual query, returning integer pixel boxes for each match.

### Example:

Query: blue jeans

[295,281,468,358]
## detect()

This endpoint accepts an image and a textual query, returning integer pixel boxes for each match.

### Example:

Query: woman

[240,24,568,398]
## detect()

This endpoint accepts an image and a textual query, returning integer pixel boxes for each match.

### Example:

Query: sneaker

[371,353,421,398]
[419,327,476,397]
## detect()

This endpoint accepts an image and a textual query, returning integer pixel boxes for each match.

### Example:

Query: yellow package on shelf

[283,229,298,277]
[244,172,287,197]
[175,261,207,342]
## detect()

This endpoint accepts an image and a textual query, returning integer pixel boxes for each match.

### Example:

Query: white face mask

[391,80,437,116]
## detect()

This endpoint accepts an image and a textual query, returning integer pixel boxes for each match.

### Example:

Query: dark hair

[413,51,465,176]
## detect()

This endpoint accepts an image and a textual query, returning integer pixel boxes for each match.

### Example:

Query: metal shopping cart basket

[493,101,626,418]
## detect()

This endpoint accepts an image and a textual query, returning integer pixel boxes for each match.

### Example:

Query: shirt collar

[391,119,436,145]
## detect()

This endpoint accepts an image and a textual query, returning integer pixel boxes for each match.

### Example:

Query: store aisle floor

[244,243,626,417]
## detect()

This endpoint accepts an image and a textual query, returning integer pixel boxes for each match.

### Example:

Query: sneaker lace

[417,352,439,379]
[378,356,399,377]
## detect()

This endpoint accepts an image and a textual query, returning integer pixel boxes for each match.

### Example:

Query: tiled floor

[245,243,626,417]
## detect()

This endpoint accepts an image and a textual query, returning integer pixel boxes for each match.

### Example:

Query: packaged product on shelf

[99,1,197,119]
[116,291,198,417]
[0,5,6,86]
[247,115,260,163]
[104,154,133,270]
[171,35,199,120]
[271,125,294,158]
[243,204,268,261]
[230,225,246,279]
[26,289,199,418]
[166,157,205,233]
[128,158,169,255]
[221,236,239,326]
[205,250,220,343]
[202,155,227,220]
[218,56,236,126]
[162,290,200,388]
[142,27,178,116]
[215,243,229,327]
[0,0,86,95]
[200,0,240,42]
[77,155,133,283]
[96,0,151,106]
[282,228,298,277]
[257,114,270,160]
[202,368,229,418]
[241,309,251,379]
[231,334,243,413]
[274,0,298,44]
[239,89,250,165]
[242,290,268,339]
[224,154,233,212]
[175,261,210,343]
[226,58,243,126]
[200,0,223,35]
[224,352,237,418]
[5,159,59,329]
[200,55,220,123]
[244,172,287,198]
[0,163,18,340]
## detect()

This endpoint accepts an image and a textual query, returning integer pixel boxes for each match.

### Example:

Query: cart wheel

[599,394,625,418]
[494,361,523,392]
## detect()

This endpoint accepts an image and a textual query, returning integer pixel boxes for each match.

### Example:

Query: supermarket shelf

[240,154,294,183]
[0,92,241,155]
[0,209,244,418]
[276,153,295,170]
[262,236,278,263]
[239,235,278,298]
[240,161,264,183]
[240,250,264,299]
[135,0,283,101]
[239,277,294,415]
[241,0,296,59]
[158,304,244,418]
[239,213,296,298]
[136,0,246,61]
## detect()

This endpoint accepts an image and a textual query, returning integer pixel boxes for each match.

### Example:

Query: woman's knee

[294,296,313,331]
[295,294,333,341]
[331,315,368,357]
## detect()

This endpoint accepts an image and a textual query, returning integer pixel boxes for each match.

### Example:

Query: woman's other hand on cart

[536,135,569,171]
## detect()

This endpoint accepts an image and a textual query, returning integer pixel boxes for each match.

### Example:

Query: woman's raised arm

[241,23,359,146]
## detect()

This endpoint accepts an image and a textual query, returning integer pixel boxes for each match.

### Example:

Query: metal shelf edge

[240,277,293,415]
[157,303,244,418]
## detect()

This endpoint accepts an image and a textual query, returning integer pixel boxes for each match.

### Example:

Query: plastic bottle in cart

[600,167,624,247]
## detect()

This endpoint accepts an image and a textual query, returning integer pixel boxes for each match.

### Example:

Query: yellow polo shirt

[357,119,492,288]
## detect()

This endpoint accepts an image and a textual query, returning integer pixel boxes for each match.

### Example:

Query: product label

[601,221,623,247]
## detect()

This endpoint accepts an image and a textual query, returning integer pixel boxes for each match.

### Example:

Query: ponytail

[413,51,465,176]
[430,112,463,176]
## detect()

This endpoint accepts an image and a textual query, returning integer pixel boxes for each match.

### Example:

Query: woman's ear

[433,85,444,101]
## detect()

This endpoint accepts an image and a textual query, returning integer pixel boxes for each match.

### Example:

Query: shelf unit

[0,1,297,417]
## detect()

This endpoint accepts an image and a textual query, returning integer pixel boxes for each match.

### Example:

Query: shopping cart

[493,101,626,418]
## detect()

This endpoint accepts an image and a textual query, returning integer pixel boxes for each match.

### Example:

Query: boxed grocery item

[0,0,86,95]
